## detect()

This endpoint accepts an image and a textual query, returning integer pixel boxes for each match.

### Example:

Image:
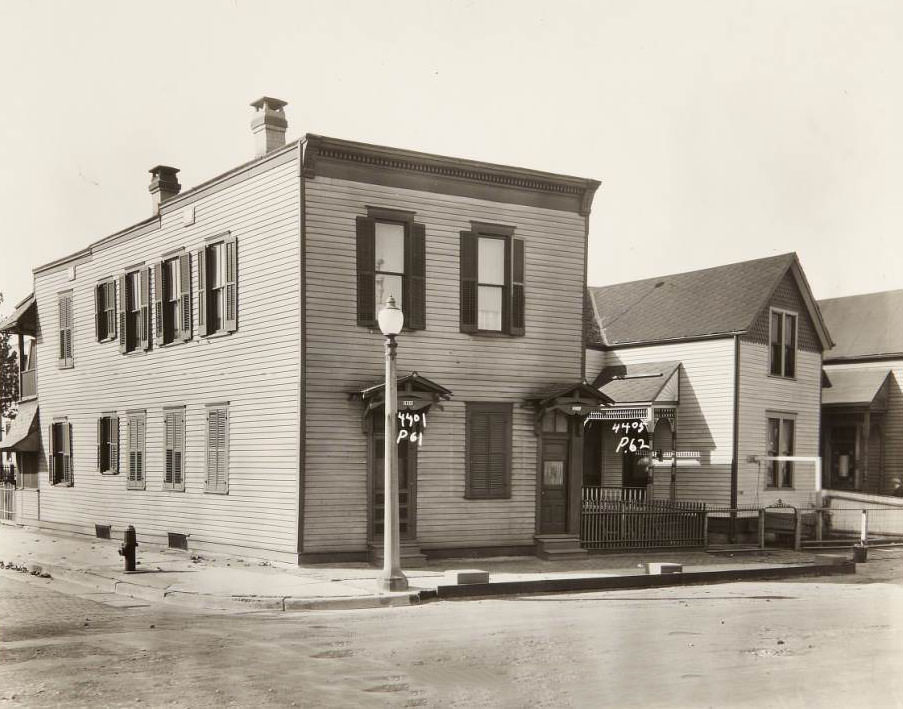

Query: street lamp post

[377,296,408,592]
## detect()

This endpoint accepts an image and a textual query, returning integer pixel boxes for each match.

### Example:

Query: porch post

[861,410,871,492]
[670,415,677,502]
[567,415,584,537]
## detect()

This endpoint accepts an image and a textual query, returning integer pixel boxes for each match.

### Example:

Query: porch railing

[582,486,647,505]
[20,369,36,399]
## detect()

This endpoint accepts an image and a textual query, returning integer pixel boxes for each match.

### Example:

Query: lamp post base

[377,573,409,592]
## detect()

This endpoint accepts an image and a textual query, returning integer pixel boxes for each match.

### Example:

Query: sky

[1,0,902,316]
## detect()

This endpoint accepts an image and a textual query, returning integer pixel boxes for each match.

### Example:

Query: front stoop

[534,534,588,560]
[368,540,427,566]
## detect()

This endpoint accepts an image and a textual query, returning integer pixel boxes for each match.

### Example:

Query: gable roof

[819,289,903,362]
[587,252,832,349]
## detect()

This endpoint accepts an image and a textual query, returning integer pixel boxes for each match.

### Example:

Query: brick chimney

[149,165,181,213]
[250,97,288,157]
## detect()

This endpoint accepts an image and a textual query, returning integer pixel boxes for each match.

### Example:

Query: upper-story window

[49,419,73,486]
[94,280,117,342]
[769,309,797,378]
[460,224,525,335]
[118,268,151,354]
[198,236,237,337]
[57,292,74,369]
[154,252,192,345]
[355,209,426,330]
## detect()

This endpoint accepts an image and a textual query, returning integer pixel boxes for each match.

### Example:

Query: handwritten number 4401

[396,411,426,446]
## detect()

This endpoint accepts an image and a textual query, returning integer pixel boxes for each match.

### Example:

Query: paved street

[1,551,902,708]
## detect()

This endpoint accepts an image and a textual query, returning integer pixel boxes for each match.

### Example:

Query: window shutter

[510,238,525,336]
[138,417,145,485]
[110,415,119,474]
[64,422,73,486]
[94,285,103,342]
[174,411,184,489]
[197,247,208,337]
[107,281,117,341]
[217,408,228,491]
[64,297,73,365]
[164,413,174,486]
[356,216,376,327]
[206,410,216,489]
[128,418,136,484]
[459,231,478,333]
[140,267,151,351]
[465,404,511,499]
[48,424,55,483]
[178,252,192,341]
[96,418,102,471]
[154,261,164,347]
[224,238,238,333]
[404,223,427,330]
[118,275,128,353]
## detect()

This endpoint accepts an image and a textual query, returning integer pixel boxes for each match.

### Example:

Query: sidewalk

[0,524,854,611]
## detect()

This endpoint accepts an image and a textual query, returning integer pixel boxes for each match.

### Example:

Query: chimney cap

[149,165,180,177]
[251,96,288,111]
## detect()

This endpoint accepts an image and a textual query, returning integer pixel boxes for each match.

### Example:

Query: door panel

[540,437,568,534]
[372,435,416,540]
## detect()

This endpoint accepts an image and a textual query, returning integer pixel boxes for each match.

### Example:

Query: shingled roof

[587,253,831,349]
[819,289,903,362]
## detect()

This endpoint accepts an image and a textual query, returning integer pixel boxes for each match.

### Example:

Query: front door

[622,452,649,489]
[371,433,416,540]
[540,437,568,534]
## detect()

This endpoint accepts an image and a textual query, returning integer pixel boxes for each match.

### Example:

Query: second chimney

[149,165,181,213]
[250,96,288,157]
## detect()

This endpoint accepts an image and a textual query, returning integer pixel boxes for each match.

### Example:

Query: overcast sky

[1,0,902,315]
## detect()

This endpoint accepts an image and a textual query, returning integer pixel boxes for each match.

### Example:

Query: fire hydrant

[118,525,138,572]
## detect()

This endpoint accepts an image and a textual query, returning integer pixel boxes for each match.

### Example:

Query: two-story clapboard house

[0,98,601,563]
[584,253,833,518]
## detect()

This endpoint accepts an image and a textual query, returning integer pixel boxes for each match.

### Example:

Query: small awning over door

[348,371,452,430]
[0,293,37,336]
[822,368,892,411]
[0,399,40,452]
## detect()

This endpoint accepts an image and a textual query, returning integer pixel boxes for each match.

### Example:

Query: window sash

[477,285,503,331]
[769,310,797,377]
[766,416,794,488]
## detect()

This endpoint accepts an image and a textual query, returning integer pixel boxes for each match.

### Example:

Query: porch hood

[822,368,892,410]
[0,399,40,452]
[592,361,681,406]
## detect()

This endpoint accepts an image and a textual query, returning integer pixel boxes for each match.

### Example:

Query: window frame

[464,401,513,500]
[204,404,230,494]
[765,412,796,489]
[49,419,73,486]
[57,291,74,369]
[768,307,798,379]
[373,218,408,314]
[460,222,525,337]
[94,279,117,343]
[126,412,147,490]
[97,413,119,475]
[475,233,508,333]
[198,235,237,338]
[163,407,186,492]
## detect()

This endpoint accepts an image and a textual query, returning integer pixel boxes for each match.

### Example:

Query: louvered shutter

[96,418,102,471]
[48,424,55,483]
[140,268,151,351]
[404,223,426,330]
[459,232,478,333]
[58,298,66,362]
[94,284,103,342]
[128,418,136,484]
[466,404,511,499]
[173,411,184,489]
[64,297,73,365]
[356,216,376,327]
[154,261,164,346]
[197,247,208,337]
[510,238,525,336]
[110,415,119,474]
[137,417,145,485]
[178,252,192,341]
[107,281,117,341]
[217,409,228,491]
[118,275,127,353]
[63,422,73,486]
[224,238,238,333]
[206,410,216,489]
[164,413,174,486]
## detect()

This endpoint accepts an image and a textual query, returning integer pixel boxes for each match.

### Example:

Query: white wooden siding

[585,339,736,506]
[31,157,301,559]
[737,342,822,508]
[303,175,587,553]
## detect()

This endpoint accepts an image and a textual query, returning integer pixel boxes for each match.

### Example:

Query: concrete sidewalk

[0,524,854,611]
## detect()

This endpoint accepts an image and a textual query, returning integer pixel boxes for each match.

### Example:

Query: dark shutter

[197,247,208,337]
[154,261,164,347]
[64,422,73,486]
[96,417,102,471]
[118,275,127,353]
[465,403,511,499]
[224,237,237,333]
[510,238,525,336]
[356,216,376,327]
[404,222,426,330]
[174,411,184,489]
[179,252,192,341]
[459,231,478,333]
[94,284,103,342]
[107,281,117,341]
[140,267,151,351]
[165,413,174,486]
[48,423,55,483]
[110,415,119,474]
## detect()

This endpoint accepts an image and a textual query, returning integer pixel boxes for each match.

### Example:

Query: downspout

[730,335,741,542]
[296,138,308,561]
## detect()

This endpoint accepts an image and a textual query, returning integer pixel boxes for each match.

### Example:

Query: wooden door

[371,434,416,540]
[540,437,568,534]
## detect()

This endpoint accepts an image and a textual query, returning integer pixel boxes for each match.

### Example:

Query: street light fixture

[377,295,408,592]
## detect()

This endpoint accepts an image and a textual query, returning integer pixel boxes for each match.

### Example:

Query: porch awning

[593,361,681,405]
[349,371,452,410]
[525,381,612,409]
[0,293,37,336]
[822,368,892,410]
[0,399,40,452]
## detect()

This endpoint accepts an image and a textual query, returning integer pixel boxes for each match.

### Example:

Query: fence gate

[0,483,14,522]
[581,486,706,550]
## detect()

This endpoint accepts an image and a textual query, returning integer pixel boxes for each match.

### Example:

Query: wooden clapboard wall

[30,147,302,560]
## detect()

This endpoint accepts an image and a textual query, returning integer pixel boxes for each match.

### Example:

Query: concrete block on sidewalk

[448,569,490,585]
[645,562,683,575]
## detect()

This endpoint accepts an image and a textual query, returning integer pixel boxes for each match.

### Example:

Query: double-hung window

[164,408,186,491]
[198,236,237,337]
[205,405,229,493]
[460,224,525,335]
[118,268,151,353]
[96,413,119,474]
[355,209,426,330]
[154,253,192,345]
[766,414,795,488]
[465,402,512,499]
[94,280,117,342]
[57,292,74,368]
[126,413,146,490]
[769,309,797,378]
[49,420,73,486]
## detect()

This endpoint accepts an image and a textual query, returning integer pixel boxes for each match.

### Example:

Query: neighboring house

[0,97,601,563]
[584,253,833,513]
[819,289,903,496]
